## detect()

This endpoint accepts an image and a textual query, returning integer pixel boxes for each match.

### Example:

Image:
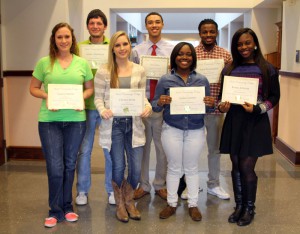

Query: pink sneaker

[44,217,57,228]
[65,212,79,222]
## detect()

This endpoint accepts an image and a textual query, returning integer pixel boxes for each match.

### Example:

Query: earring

[254,46,257,50]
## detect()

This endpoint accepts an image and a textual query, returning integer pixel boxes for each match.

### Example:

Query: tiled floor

[1,135,300,233]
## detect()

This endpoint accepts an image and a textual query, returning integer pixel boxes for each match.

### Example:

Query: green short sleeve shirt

[32,55,93,122]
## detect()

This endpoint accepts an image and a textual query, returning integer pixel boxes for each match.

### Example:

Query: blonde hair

[107,31,131,88]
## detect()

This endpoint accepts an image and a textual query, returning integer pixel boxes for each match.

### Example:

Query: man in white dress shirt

[131,12,173,200]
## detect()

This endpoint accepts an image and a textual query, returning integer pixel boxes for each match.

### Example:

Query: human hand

[158,95,171,106]
[140,106,152,118]
[242,102,253,113]
[75,99,85,112]
[101,109,113,119]
[218,101,231,113]
[203,96,215,107]
[46,97,59,111]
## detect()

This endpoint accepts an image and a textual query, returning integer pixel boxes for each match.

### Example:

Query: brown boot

[112,180,129,222]
[123,181,141,220]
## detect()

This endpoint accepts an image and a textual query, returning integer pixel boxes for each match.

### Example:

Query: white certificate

[110,89,145,116]
[221,76,259,105]
[79,44,109,69]
[170,87,206,115]
[48,84,84,109]
[140,55,169,79]
[196,59,224,83]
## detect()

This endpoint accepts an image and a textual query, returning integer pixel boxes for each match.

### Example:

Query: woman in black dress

[218,28,280,226]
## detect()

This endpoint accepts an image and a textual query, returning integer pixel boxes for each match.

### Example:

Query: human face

[145,15,164,40]
[113,35,131,60]
[55,27,72,54]
[87,17,107,39]
[237,33,256,63]
[175,45,193,73]
[199,23,218,47]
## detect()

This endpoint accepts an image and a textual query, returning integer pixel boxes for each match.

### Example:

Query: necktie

[150,44,158,101]
[151,44,157,56]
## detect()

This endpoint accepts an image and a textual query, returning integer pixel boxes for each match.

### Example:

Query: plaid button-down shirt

[195,43,232,114]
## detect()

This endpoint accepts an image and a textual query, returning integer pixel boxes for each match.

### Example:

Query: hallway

[1,145,300,234]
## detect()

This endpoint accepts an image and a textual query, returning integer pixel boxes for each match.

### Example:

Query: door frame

[0,4,6,165]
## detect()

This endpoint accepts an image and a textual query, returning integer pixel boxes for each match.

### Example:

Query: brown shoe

[159,205,176,219]
[155,189,167,200]
[189,207,202,221]
[134,187,150,200]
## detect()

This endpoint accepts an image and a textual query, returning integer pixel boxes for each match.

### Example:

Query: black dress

[219,63,280,157]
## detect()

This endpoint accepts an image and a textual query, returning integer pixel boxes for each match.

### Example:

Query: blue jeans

[39,121,86,221]
[110,117,143,188]
[76,110,113,195]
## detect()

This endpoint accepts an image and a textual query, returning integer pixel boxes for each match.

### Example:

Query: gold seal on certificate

[110,89,145,116]
[140,55,169,79]
[221,76,259,105]
[48,84,84,109]
[79,44,109,69]
[170,87,206,115]
[196,59,224,83]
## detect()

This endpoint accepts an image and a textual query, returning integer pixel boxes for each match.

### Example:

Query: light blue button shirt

[131,40,174,99]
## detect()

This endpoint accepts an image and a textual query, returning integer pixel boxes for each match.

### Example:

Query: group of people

[29,9,280,229]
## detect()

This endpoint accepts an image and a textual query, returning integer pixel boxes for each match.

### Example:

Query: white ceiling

[116,0,284,33]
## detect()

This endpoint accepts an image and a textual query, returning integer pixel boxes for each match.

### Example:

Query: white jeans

[161,122,205,207]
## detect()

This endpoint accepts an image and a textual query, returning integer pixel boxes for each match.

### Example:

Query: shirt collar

[171,69,196,76]
[147,39,163,50]
[88,35,109,44]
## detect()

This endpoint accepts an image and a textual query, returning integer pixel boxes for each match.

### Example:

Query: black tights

[230,154,258,183]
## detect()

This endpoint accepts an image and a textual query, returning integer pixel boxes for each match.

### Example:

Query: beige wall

[277,76,300,151]
[281,0,300,72]
[276,1,300,153]
[4,78,41,146]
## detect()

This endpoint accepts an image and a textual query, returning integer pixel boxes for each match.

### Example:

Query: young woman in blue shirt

[152,42,215,221]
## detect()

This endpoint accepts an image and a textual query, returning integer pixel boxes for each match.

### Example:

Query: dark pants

[39,121,86,221]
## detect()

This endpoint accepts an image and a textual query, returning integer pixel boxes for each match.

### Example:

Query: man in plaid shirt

[195,19,232,200]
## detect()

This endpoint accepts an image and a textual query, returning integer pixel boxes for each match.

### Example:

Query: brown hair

[49,22,78,68]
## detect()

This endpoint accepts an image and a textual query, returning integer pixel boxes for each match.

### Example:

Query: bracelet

[217,102,224,113]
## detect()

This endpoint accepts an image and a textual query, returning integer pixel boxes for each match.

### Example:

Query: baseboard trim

[7,146,44,160]
[275,137,300,165]
[3,70,33,77]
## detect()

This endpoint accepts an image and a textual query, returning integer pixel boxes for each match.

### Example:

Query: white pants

[161,122,205,207]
